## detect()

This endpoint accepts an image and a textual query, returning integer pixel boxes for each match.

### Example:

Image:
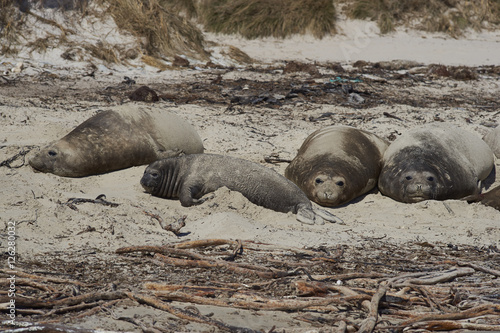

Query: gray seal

[285,126,389,206]
[379,123,494,203]
[140,154,343,225]
[29,105,204,177]
[483,125,500,158]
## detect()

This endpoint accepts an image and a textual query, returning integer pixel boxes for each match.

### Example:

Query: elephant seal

[379,123,494,203]
[466,185,500,211]
[29,105,204,177]
[483,125,500,158]
[140,154,343,225]
[285,126,389,207]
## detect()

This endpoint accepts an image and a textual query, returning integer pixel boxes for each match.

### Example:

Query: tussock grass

[0,0,24,54]
[345,0,500,36]
[100,0,209,60]
[198,0,336,39]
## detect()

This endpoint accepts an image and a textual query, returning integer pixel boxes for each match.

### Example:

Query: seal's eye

[427,176,434,182]
[336,181,344,187]
[405,176,412,181]
[315,178,324,184]
[48,150,57,157]
[150,172,159,178]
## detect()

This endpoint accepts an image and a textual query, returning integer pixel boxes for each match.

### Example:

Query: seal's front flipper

[296,207,322,225]
[313,208,344,224]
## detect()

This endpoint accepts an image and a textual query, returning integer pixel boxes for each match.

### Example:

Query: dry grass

[159,0,199,19]
[0,0,24,54]
[100,0,209,60]
[344,0,500,36]
[198,0,336,39]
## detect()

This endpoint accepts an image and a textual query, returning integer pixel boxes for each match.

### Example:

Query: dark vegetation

[1,0,499,63]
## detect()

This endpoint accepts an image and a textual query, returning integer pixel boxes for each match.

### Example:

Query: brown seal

[29,105,204,177]
[467,185,500,211]
[140,154,343,225]
[285,126,389,207]
[379,123,494,203]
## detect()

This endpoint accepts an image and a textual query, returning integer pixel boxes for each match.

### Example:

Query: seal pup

[140,154,343,225]
[29,105,204,177]
[285,126,389,207]
[483,125,500,158]
[379,123,494,203]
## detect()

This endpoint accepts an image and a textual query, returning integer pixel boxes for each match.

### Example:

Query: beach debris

[128,85,159,102]
[62,194,119,211]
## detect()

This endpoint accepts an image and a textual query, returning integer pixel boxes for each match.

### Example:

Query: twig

[383,112,403,121]
[0,146,35,168]
[357,281,390,333]
[224,239,243,261]
[164,215,187,236]
[73,299,121,319]
[63,194,119,210]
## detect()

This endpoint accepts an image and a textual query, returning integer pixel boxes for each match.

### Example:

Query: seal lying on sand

[379,123,494,203]
[29,105,204,177]
[483,125,500,158]
[140,154,343,225]
[285,126,389,206]
[466,185,500,211]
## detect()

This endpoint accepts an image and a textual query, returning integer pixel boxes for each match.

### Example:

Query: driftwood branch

[357,281,390,333]
[126,292,260,333]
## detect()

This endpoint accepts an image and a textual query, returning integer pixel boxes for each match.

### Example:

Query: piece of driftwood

[391,267,475,287]
[357,281,390,333]
[153,253,291,279]
[2,291,126,309]
[126,292,260,333]
[152,289,362,311]
[399,304,500,327]
[0,269,87,286]
[415,320,500,331]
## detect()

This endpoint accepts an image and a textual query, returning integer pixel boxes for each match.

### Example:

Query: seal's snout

[140,168,160,193]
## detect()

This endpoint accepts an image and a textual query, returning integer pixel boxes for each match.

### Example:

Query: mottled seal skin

[379,123,494,203]
[285,126,389,207]
[140,154,343,225]
[29,105,204,177]
[483,126,500,158]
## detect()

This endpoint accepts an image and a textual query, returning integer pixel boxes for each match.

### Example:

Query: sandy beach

[1,12,500,332]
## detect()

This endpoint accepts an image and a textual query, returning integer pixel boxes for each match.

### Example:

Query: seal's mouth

[404,195,428,203]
